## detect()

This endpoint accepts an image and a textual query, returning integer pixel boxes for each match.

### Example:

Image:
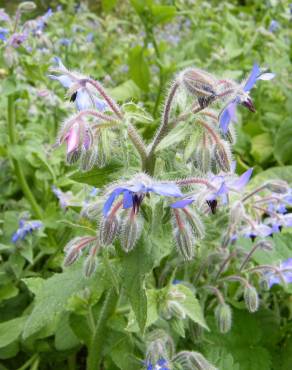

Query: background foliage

[0,1,291,369]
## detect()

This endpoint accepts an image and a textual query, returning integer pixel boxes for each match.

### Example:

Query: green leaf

[69,160,124,186]
[0,283,19,302]
[151,5,176,25]
[109,80,141,101]
[22,262,106,339]
[128,46,150,92]
[275,118,292,164]
[175,284,209,330]
[156,122,191,152]
[54,313,80,350]
[251,133,273,163]
[102,0,117,12]
[0,316,27,348]
[248,166,292,188]
[123,102,153,124]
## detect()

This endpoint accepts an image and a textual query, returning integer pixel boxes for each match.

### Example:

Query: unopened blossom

[49,57,107,111]
[103,174,182,217]
[12,219,43,243]
[266,258,292,287]
[220,64,275,133]
[171,168,253,210]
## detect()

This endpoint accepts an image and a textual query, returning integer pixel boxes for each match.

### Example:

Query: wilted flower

[219,64,275,133]
[103,173,182,217]
[49,57,107,111]
[12,219,43,243]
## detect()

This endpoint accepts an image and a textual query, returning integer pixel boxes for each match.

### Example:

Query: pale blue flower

[12,219,43,243]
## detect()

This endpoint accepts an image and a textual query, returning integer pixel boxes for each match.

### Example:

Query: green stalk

[7,95,43,219]
[87,288,118,370]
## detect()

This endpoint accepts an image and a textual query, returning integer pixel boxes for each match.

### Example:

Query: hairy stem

[87,288,118,370]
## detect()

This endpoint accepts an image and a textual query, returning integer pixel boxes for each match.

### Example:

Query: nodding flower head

[56,116,96,166]
[12,219,43,243]
[49,57,107,111]
[219,63,275,133]
[264,258,292,288]
[103,173,182,217]
[171,168,253,211]
[146,358,170,370]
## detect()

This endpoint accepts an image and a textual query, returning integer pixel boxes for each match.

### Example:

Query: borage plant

[36,57,292,370]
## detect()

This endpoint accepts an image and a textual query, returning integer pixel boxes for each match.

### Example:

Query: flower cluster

[12,219,43,243]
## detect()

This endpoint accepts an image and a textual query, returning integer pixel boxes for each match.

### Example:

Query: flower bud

[83,255,97,278]
[215,303,232,334]
[99,215,120,246]
[256,239,273,251]
[184,209,205,239]
[181,68,217,108]
[174,226,196,260]
[194,135,212,173]
[230,201,245,224]
[265,180,289,194]
[18,1,36,12]
[64,247,81,267]
[80,147,98,172]
[120,212,142,252]
[188,351,218,370]
[244,285,259,313]
[214,141,232,172]
[167,300,186,320]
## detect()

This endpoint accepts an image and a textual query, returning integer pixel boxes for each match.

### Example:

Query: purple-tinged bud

[67,148,81,164]
[99,214,120,246]
[173,226,196,260]
[180,68,217,108]
[63,236,96,267]
[215,303,232,334]
[265,180,289,194]
[64,246,81,267]
[244,285,259,313]
[241,97,256,112]
[214,140,232,172]
[18,1,37,12]
[120,211,142,252]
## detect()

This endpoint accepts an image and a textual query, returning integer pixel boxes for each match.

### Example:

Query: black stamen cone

[206,199,218,214]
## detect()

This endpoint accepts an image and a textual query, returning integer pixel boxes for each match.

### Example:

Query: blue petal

[171,198,194,208]
[151,183,183,197]
[257,72,275,81]
[95,97,107,111]
[123,191,133,209]
[244,63,261,92]
[231,168,253,190]
[75,89,91,111]
[103,188,124,216]
[49,74,73,88]
[220,107,231,133]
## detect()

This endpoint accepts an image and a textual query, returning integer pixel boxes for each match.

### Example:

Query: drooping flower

[219,64,275,133]
[103,174,182,217]
[12,219,43,243]
[171,168,253,210]
[9,32,28,48]
[49,57,107,111]
[266,258,292,287]
[146,358,170,370]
